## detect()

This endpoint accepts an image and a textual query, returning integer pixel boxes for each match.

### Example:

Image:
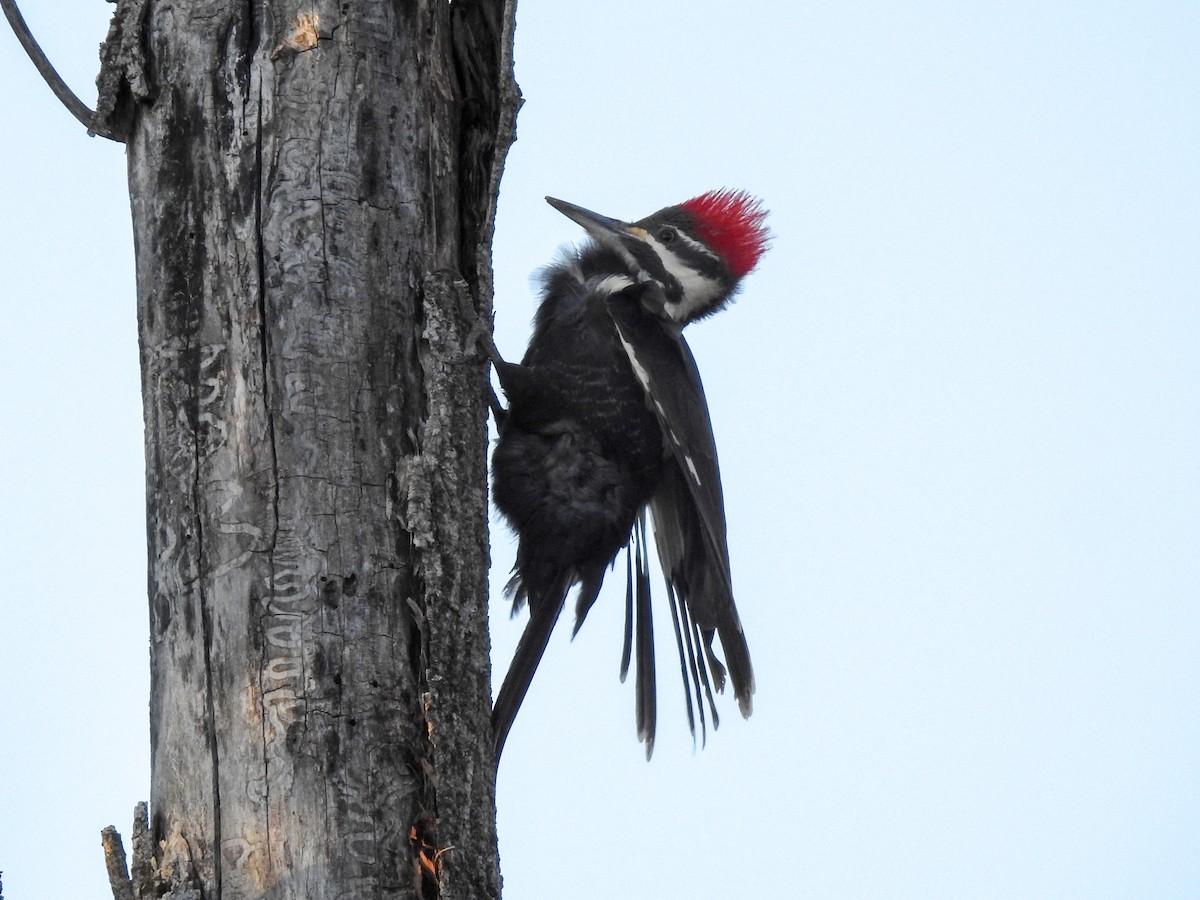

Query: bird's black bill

[545,196,630,240]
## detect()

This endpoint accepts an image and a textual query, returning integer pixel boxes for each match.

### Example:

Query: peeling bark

[97,0,518,896]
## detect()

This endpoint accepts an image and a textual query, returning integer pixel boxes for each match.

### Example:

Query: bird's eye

[658,227,677,243]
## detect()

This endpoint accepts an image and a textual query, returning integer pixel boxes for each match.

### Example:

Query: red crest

[680,189,770,278]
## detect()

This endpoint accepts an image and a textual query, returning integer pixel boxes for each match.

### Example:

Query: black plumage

[489,192,766,761]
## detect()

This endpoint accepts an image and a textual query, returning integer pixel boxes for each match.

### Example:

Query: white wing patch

[614,323,703,488]
[590,273,635,295]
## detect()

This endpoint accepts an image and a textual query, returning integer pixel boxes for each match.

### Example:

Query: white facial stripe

[675,229,718,260]
[642,234,724,323]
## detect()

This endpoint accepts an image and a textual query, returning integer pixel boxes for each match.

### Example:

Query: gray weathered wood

[94,0,518,896]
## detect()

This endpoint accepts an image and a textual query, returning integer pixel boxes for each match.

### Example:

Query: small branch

[0,0,118,139]
[128,801,157,898]
[101,803,163,900]
[101,826,135,900]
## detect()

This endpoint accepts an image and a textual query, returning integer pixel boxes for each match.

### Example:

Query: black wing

[607,294,755,747]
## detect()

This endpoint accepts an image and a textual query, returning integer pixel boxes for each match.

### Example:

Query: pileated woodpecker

[488,190,768,761]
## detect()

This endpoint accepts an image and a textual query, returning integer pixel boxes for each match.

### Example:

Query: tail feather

[619,547,635,683]
[649,463,755,737]
[664,578,699,743]
[571,569,605,638]
[491,569,571,763]
[633,512,657,758]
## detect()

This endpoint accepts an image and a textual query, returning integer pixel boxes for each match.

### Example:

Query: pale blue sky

[2,3,1197,898]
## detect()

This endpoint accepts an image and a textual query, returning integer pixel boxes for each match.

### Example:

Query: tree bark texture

[96,1,518,897]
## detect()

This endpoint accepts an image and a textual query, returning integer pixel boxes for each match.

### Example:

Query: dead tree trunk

[88,1,518,896]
